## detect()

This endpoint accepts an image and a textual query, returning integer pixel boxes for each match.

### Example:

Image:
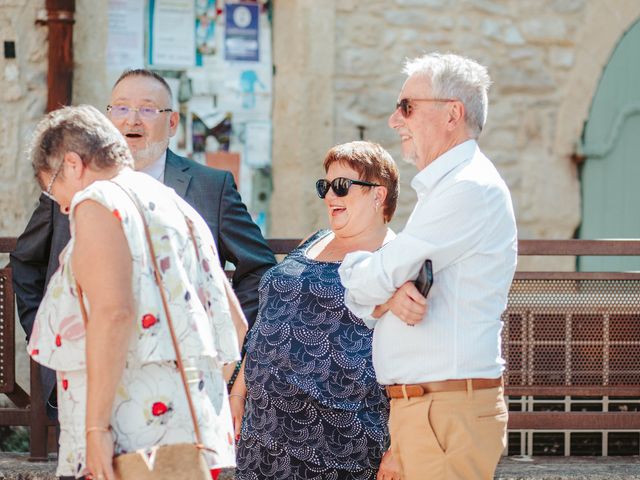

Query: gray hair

[29,105,134,178]
[404,53,491,138]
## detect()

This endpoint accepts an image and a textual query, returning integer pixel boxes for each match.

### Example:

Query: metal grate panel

[503,279,640,396]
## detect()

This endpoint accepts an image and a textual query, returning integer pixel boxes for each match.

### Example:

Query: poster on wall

[149,0,196,68]
[196,0,218,66]
[107,0,145,70]
[224,2,260,62]
[216,64,271,122]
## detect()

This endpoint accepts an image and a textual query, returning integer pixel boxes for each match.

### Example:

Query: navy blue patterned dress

[236,230,389,480]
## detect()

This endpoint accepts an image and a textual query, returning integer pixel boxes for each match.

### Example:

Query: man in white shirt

[339,53,517,479]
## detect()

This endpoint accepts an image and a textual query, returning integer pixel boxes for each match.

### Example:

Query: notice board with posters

[106,0,274,235]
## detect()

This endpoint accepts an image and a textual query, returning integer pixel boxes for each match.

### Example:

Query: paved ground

[495,456,640,479]
[0,454,639,479]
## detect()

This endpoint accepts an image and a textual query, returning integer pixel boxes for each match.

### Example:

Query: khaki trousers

[389,385,507,480]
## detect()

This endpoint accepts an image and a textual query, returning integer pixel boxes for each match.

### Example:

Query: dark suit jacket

[10,149,276,417]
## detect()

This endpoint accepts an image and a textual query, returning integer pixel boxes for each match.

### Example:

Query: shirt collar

[140,150,167,183]
[411,139,478,193]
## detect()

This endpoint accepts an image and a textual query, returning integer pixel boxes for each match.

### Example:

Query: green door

[579,18,640,271]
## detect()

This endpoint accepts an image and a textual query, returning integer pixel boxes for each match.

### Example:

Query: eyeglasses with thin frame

[106,105,173,120]
[395,97,457,119]
[315,177,381,199]
[43,161,64,200]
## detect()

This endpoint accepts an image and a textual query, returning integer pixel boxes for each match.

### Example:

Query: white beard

[400,151,417,166]
[130,140,168,170]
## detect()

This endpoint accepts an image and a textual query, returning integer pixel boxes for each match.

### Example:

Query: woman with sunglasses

[231,141,401,480]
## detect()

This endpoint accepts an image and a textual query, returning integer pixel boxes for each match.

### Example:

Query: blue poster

[224,2,259,62]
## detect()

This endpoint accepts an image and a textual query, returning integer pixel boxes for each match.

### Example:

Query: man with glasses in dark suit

[11,69,276,421]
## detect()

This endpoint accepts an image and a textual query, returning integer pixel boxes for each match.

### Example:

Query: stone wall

[0,1,47,239]
[2,1,640,245]
[0,0,47,397]
[271,0,640,269]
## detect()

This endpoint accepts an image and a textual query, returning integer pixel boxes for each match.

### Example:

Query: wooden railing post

[28,361,49,461]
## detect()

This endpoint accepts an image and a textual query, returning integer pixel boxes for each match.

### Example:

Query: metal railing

[1,237,639,459]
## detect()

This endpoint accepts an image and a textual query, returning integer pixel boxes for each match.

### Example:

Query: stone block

[339,17,383,48]
[457,15,472,29]
[481,19,525,45]
[384,10,431,26]
[334,78,366,92]
[360,90,398,118]
[3,63,19,81]
[508,48,537,60]
[28,32,47,62]
[336,47,381,74]
[549,47,575,68]
[395,0,446,7]
[468,0,509,15]
[520,17,568,43]
[497,65,556,94]
[421,32,450,44]
[551,0,587,14]
[335,0,357,11]
[3,83,23,102]
[482,127,520,153]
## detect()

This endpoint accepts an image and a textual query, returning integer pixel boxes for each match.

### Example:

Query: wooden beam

[509,412,640,430]
[518,239,640,256]
[507,386,640,397]
[0,409,30,426]
[0,237,17,253]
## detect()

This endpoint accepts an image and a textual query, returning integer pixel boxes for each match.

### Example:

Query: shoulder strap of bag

[75,180,204,447]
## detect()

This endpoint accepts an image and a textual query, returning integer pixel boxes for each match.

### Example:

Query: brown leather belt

[385,377,503,399]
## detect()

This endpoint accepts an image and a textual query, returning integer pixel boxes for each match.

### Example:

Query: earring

[375,201,380,212]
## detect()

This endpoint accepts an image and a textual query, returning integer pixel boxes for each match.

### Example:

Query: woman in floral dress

[27,105,246,480]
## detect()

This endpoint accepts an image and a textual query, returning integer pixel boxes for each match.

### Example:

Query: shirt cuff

[339,250,373,286]
[344,290,377,329]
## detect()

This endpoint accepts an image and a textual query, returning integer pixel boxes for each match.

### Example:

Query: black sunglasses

[396,97,456,118]
[315,177,381,199]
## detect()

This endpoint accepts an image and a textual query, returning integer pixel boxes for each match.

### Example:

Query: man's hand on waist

[375,281,427,326]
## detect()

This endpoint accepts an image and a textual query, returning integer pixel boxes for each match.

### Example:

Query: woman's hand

[377,449,402,480]
[228,393,246,441]
[229,359,247,441]
[85,430,115,480]
[386,281,427,326]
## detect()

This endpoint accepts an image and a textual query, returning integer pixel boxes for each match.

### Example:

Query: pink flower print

[197,287,207,306]
[202,258,210,272]
[141,314,158,329]
[30,349,39,356]
[57,315,86,345]
[160,257,170,273]
[152,401,169,417]
[113,209,122,221]
[29,320,41,351]
[62,378,69,391]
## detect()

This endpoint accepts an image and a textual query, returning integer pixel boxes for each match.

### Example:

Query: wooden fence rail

[2,237,640,459]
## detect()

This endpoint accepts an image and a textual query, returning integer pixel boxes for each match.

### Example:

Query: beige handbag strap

[76,180,204,447]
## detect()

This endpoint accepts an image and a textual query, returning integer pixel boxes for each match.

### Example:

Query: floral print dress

[28,169,240,478]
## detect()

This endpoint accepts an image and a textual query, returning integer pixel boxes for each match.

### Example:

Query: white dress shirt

[339,140,517,385]
[140,151,167,183]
